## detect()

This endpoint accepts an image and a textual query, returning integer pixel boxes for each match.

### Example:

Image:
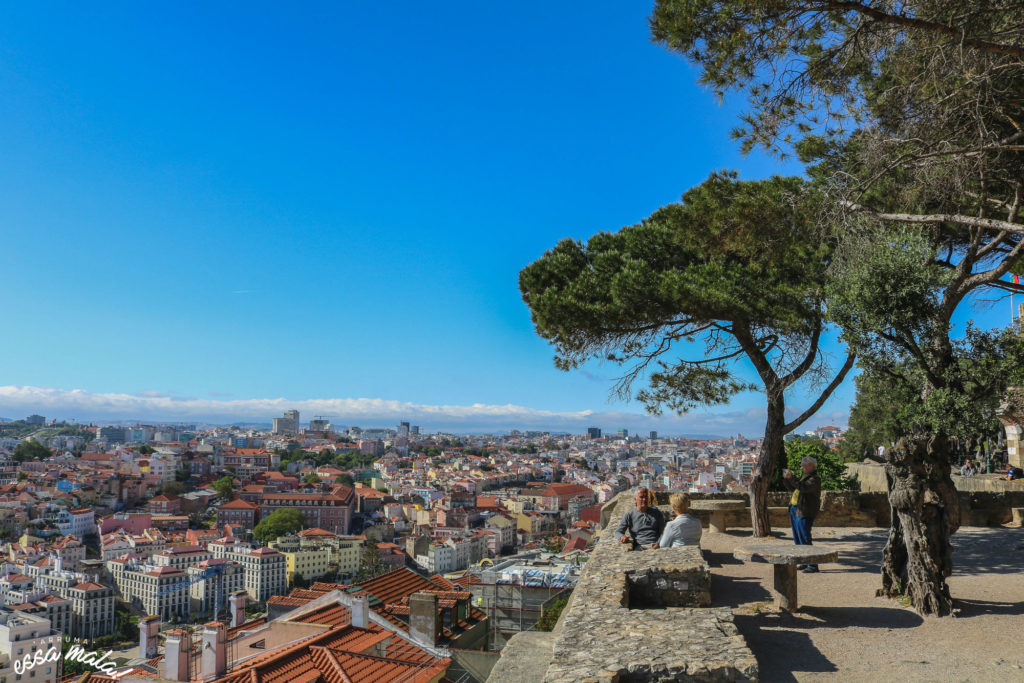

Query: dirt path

[700,526,1024,682]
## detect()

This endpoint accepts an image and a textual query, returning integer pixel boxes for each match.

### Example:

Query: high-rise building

[650,431,658,440]
[272,410,300,435]
[411,425,420,435]
[98,426,127,443]
[617,428,628,438]
[308,418,331,433]
[587,427,602,440]
[398,421,410,437]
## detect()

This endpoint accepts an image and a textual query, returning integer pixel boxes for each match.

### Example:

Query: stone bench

[733,543,839,612]
[690,499,747,533]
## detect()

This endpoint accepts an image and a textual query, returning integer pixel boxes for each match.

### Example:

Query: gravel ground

[700,525,1024,682]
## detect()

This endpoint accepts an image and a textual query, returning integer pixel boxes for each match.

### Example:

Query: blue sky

[0,3,1014,434]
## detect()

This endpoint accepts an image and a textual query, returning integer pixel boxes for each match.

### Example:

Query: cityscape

[0,409,833,681]
[4,1,1024,681]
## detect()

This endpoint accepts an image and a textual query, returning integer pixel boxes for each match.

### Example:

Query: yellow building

[333,536,365,579]
[282,547,332,585]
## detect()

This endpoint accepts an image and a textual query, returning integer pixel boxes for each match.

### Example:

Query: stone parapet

[471,634,541,683]
[599,490,885,532]
[497,492,758,682]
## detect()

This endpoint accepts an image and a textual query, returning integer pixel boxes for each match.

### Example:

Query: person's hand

[651,543,659,549]
[620,535,632,544]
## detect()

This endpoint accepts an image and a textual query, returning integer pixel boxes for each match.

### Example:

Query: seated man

[617,487,665,550]
[960,459,977,477]
[1007,466,1023,481]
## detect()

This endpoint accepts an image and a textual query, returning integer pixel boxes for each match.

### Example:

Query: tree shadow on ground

[953,598,1024,618]
[732,619,836,681]
[710,573,772,608]
[813,529,888,572]
[951,528,1024,575]
[790,605,923,629]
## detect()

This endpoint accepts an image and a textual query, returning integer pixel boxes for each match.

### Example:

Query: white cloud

[0,385,845,436]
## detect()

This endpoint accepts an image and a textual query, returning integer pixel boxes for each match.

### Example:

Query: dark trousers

[789,505,817,570]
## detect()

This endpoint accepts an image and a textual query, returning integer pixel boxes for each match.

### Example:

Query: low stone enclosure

[487,485,1024,683]
[602,488,1024,531]
[489,490,759,683]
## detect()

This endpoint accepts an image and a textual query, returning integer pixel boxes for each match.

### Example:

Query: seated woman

[658,492,703,547]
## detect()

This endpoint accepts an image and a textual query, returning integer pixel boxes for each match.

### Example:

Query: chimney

[229,590,247,628]
[201,621,227,681]
[138,615,159,658]
[409,592,438,647]
[350,594,369,629]
[163,629,191,682]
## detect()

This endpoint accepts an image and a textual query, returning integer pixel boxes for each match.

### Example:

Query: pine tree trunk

[750,395,786,537]
[877,435,961,616]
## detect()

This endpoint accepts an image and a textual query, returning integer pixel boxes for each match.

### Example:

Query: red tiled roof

[145,566,182,577]
[219,498,259,510]
[71,582,108,591]
[297,527,336,537]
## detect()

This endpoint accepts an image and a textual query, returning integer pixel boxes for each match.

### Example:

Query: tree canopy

[213,476,235,500]
[521,172,854,534]
[774,439,858,491]
[253,507,305,544]
[13,440,52,462]
[160,481,186,497]
[650,0,1024,616]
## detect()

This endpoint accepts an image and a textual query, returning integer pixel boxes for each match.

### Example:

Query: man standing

[617,488,665,550]
[783,457,822,573]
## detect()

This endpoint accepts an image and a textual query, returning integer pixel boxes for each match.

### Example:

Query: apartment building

[108,560,190,622]
[187,559,245,620]
[208,540,286,603]
[281,547,331,586]
[0,610,61,683]
[215,498,259,529]
[55,508,95,538]
[9,597,70,640]
[49,536,86,571]
[259,488,354,535]
[333,536,364,579]
[152,545,212,571]
[66,582,115,641]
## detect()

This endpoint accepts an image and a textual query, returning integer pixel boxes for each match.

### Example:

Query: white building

[187,559,245,620]
[208,539,287,603]
[56,508,95,538]
[0,610,61,683]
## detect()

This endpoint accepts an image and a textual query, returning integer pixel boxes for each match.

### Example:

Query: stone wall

[636,490,886,530]
[488,492,758,683]
[846,462,1024,526]
[638,486,1024,530]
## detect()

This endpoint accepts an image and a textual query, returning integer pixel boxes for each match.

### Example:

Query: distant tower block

[139,615,160,658]
[229,590,248,628]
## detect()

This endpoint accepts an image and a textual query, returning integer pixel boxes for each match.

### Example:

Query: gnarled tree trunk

[877,435,961,616]
[750,393,786,537]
